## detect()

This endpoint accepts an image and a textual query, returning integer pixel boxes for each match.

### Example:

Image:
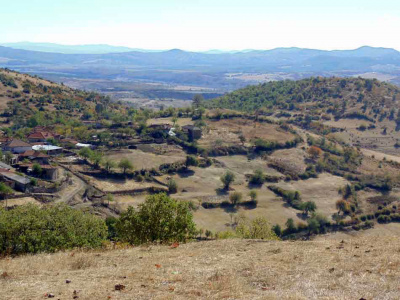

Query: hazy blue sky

[1,0,400,50]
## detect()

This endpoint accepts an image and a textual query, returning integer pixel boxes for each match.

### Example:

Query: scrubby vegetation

[0,204,107,255]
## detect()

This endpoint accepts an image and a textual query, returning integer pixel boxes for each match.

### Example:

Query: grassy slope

[1,234,400,299]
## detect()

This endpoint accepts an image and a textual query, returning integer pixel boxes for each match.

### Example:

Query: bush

[229,192,243,206]
[116,193,196,245]
[167,178,178,194]
[249,169,264,185]
[235,216,279,240]
[0,204,107,255]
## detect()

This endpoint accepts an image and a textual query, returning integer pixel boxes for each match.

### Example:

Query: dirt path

[55,173,86,203]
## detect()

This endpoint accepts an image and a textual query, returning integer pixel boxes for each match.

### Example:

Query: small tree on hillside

[336,199,350,215]
[249,190,258,202]
[103,159,116,173]
[221,171,235,190]
[118,158,134,175]
[300,201,317,216]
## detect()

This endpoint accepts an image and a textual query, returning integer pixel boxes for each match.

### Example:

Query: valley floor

[1,234,400,299]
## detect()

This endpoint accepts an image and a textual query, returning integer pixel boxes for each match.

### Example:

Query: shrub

[116,193,196,244]
[249,169,264,185]
[185,155,199,168]
[0,204,107,255]
[249,190,258,202]
[167,178,178,194]
[272,224,282,237]
[229,192,243,206]
[235,216,279,240]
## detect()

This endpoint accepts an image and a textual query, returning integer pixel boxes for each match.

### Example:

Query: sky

[1,0,400,51]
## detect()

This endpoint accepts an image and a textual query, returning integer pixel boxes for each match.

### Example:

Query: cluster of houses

[0,126,83,192]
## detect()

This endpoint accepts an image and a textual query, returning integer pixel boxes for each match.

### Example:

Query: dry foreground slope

[1,236,400,300]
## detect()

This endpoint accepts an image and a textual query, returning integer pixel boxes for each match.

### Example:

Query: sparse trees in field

[118,158,134,175]
[220,171,235,190]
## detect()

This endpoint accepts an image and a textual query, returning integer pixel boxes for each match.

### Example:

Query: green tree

[102,159,116,173]
[192,94,204,109]
[4,152,13,164]
[300,201,317,216]
[0,183,13,208]
[220,171,235,190]
[118,158,134,175]
[285,218,296,234]
[90,151,103,168]
[78,147,93,162]
[116,193,196,244]
[106,193,114,206]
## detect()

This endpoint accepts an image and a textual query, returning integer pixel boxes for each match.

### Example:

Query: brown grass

[1,237,399,299]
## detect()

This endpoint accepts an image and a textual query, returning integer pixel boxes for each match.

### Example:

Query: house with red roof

[2,139,32,154]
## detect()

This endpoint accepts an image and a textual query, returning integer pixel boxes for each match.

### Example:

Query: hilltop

[209,77,400,155]
[1,235,400,299]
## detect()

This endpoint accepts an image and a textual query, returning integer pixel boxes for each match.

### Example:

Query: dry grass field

[105,146,185,171]
[199,118,295,149]
[1,236,400,300]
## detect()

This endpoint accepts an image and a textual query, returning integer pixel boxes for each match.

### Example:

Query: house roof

[0,162,12,170]
[19,150,50,158]
[32,145,62,151]
[0,171,30,185]
[5,139,32,148]
[28,131,55,140]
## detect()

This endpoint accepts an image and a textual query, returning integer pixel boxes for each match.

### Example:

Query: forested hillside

[209,77,400,123]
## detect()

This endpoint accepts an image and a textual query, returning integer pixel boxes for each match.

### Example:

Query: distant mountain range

[1,44,399,72]
[0,42,163,54]
[1,44,400,92]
